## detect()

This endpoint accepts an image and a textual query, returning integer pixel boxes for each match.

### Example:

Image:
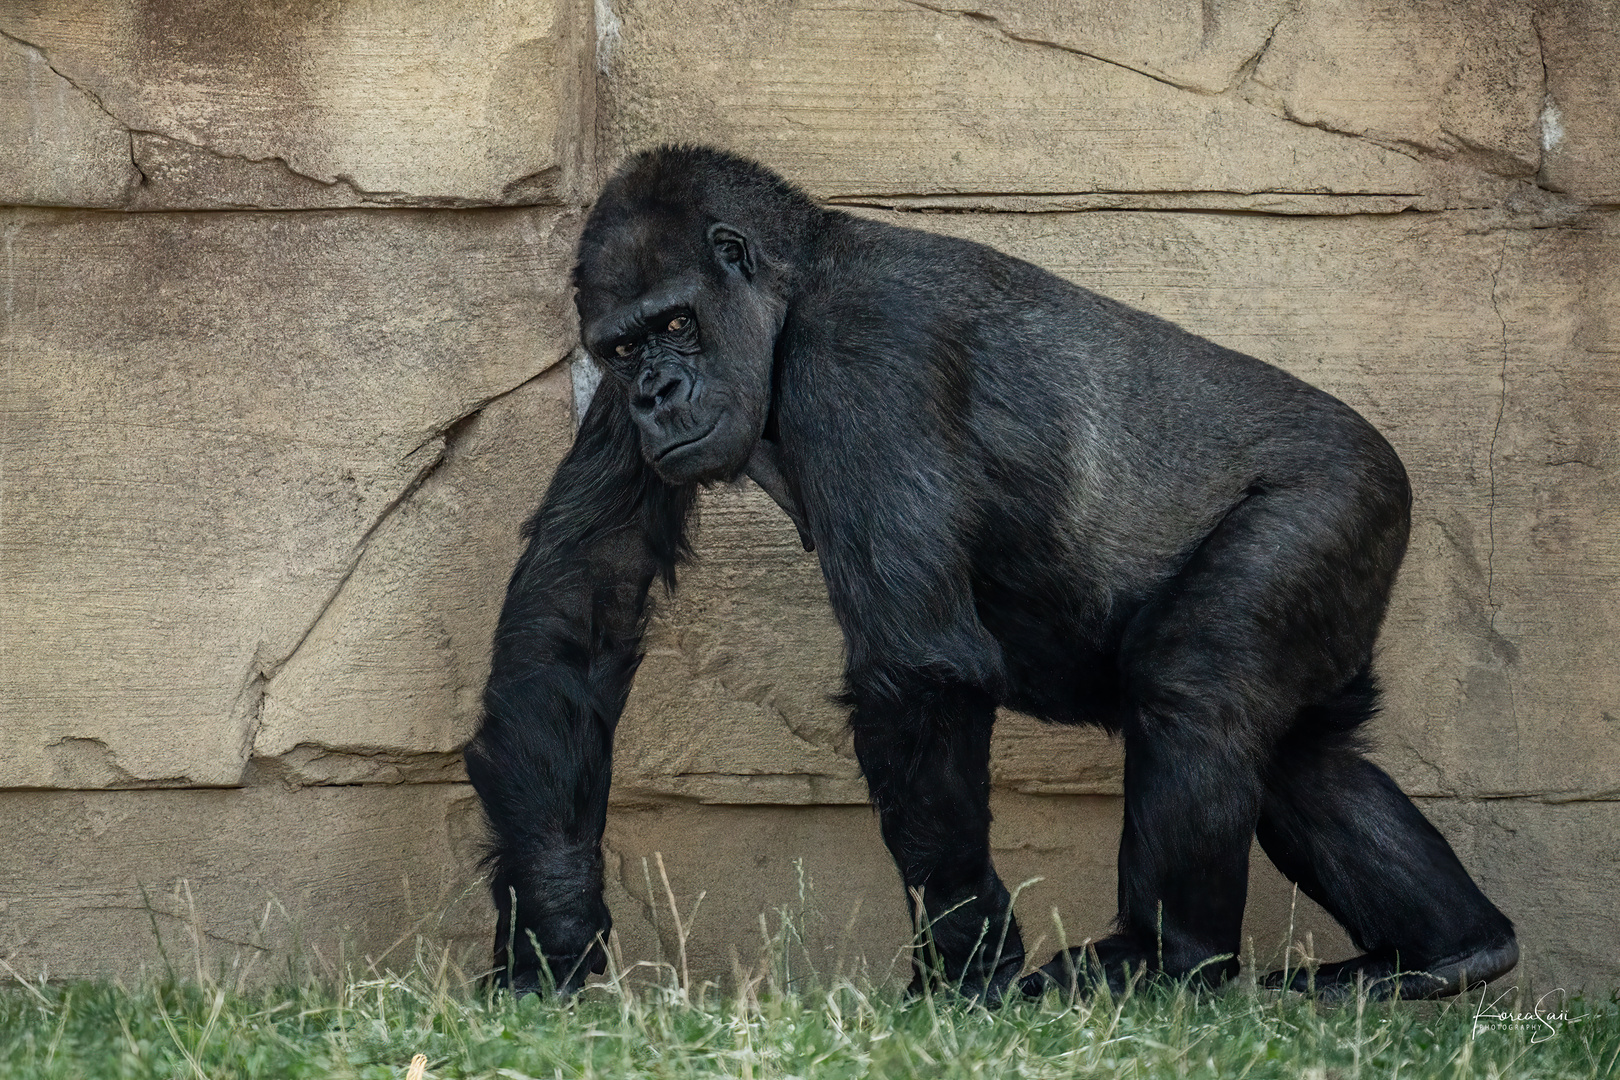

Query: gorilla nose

[631,364,693,416]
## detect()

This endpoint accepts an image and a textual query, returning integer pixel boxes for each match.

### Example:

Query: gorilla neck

[744,439,814,552]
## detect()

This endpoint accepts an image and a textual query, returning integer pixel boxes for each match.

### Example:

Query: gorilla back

[465,145,1516,1000]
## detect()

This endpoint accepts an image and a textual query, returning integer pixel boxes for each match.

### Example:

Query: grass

[3,868,1616,1078]
[3,945,1617,1079]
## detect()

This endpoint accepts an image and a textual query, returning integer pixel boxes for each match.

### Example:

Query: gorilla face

[575,220,785,484]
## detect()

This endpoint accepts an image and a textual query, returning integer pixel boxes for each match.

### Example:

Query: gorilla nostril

[653,376,682,406]
[635,368,689,412]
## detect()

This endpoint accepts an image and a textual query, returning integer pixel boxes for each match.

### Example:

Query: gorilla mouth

[653,421,719,462]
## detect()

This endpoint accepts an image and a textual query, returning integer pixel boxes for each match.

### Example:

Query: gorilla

[464,145,1517,1001]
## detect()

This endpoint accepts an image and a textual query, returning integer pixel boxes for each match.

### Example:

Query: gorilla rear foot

[1265,934,1519,1001]
[1019,935,1239,998]
[1257,732,1518,1001]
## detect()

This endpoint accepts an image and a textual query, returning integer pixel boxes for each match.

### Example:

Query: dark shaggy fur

[464,146,1516,999]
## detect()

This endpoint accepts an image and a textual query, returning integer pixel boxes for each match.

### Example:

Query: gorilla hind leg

[1258,685,1517,998]
[1023,477,1416,999]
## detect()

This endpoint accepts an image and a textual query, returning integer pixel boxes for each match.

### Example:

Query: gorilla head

[572,150,818,484]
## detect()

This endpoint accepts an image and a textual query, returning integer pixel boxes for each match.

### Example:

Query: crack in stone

[2,27,564,209]
[228,436,458,780]
[132,132,420,204]
[134,131,567,208]
[1485,237,1509,640]
[0,26,390,203]
[1433,124,1541,183]
[1434,790,1620,805]
[248,743,466,788]
[1404,740,1456,797]
[1,27,119,127]
[0,26,144,195]
[1254,103,1552,191]
[262,444,451,688]
[1269,106,1429,163]
[825,190,1447,217]
[1220,2,1293,95]
[405,362,563,461]
[895,0,1544,181]
[1482,234,1522,770]
[239,367,563,784]
[230,448,446,782]
[900,1,1211,95]
[4,737,198,791]
[828,188,1424,200]
[500,165,564,202]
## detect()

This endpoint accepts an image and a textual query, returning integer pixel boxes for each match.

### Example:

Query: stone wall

[2,0,1616,993]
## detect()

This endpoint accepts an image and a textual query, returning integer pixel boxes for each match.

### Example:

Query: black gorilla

[465,145,1517,1000]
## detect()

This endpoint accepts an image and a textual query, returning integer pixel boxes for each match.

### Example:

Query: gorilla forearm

[466,380,694,990]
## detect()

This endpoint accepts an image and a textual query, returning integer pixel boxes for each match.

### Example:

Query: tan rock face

[1536,0,1620,199]
[1,207,581,788]
[0,0,594,209]
[2,0,1616,993]
[0,31,141,206]
[0,786,495,983]
[596,0,1584,211]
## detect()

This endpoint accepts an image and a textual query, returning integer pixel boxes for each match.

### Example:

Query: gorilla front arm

[464,379,693,992]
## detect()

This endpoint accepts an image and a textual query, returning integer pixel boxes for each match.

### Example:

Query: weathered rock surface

[0,207,581,788]
[0,785,494,983]
[0,1,593,209]
[1,30,140,206]
[596,0,1616,213]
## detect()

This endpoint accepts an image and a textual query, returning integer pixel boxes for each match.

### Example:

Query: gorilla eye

[614,342,635,357]
[667,315,690,332]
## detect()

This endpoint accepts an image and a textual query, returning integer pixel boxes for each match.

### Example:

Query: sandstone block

[0,1,592,209]
[1536,0,1620,199]
[0,785,494,983]
[0,207,581,788]
[597,0,1574,211]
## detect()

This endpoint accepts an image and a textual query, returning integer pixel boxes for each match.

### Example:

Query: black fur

[465,146,1516,999]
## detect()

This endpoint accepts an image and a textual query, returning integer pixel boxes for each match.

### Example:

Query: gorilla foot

[491,938,608,998]
[911,948,1026,1006]
[1018,936,1238,998]
[1264,935,1518,1001]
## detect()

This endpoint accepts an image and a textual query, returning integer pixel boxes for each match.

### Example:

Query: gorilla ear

[707,223,756,278]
